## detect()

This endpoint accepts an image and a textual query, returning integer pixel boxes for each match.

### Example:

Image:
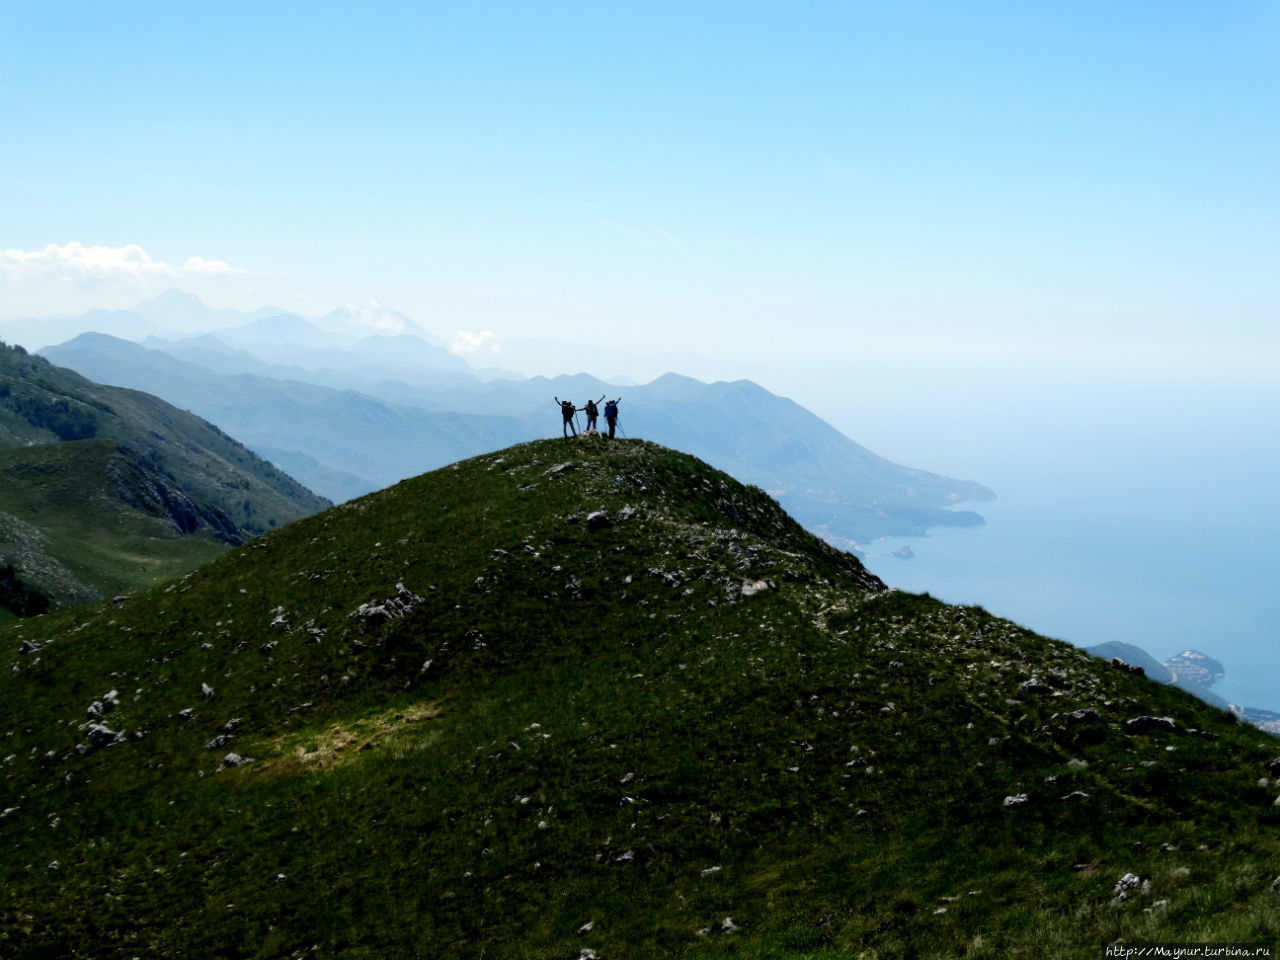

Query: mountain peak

[129,287,245,332]
[140,287,207,308]
[315,302,444,347]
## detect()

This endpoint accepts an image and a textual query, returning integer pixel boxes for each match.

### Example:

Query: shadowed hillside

[0,341,330,612]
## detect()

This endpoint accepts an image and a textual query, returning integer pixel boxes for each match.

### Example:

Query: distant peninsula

[1086,642,1277,733]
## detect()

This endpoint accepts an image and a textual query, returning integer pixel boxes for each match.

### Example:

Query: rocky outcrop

[1125,716,1177,734]
[110,450,246,545]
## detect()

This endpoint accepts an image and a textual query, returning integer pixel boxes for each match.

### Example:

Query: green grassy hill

[0,341,330,612]
[0,439,230,613]
[2,439,1277,959]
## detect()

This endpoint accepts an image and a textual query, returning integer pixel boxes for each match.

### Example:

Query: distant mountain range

[5,289,995,544]
[0,288,448,351]
[39,334,530,504]
[0,342,330,615]
[40,330,994,544]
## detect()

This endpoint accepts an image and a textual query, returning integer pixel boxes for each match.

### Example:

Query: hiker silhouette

[604,397,621,438]
[554,396,578,438]
[583,395,604,433]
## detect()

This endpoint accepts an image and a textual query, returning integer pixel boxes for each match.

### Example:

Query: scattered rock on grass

[349,582,425,625]
[1066,709,1101,724]
[1125,716,1176,734]
[1113,873,1142,903]
[86,724,123,748]
[218,753,251,770]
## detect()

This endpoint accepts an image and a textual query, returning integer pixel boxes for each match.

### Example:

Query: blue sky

[2,1,1277,393]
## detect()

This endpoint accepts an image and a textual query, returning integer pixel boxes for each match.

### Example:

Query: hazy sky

[2,1,1277,393]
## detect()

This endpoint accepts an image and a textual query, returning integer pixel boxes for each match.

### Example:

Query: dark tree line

[0,563,50,617]
[0,383,99,441]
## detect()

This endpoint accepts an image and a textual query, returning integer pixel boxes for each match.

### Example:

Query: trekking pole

[617,418,627,438]
[574,412,582,435]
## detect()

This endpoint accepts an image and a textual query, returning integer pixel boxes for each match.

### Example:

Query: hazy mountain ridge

[2,439,1277,958]
[0,288,446,352]
[0,341,330,613]
[41,324,994,543]
[40,334,531,499]
[352,369,995,539]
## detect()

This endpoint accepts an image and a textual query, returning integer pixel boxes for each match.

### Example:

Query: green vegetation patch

[1,438,1277,959]
[0,342,330,612]
[255,699,444,775]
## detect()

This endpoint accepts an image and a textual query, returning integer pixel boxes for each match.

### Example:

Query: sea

[806,367,1280,716]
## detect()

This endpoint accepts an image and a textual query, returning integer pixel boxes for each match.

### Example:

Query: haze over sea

[794,365,1280,715]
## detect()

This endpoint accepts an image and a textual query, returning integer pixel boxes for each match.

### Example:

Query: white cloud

[0,241,266,321]
[181,255,250,277]
[0,241,250,287]
[1,242,165,285]
[346,301,405,335]
[450,329,501,356]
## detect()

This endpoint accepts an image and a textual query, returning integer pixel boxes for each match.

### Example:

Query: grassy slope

[0,440,229,600]
[2,439,1277,960]
[0,342,329,537]
[0,342,330,610]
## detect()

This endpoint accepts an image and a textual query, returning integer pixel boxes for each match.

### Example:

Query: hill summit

[3,439,1279,958]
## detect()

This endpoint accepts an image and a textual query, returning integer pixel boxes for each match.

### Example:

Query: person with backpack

[554,396,579,438]
[583,395,605,434]
[604,397,621,438]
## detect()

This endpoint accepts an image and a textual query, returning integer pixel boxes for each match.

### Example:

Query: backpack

[585,400,598,416]
[604,401,618,419]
